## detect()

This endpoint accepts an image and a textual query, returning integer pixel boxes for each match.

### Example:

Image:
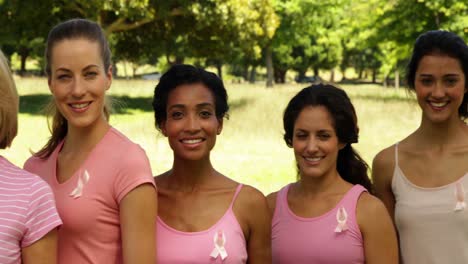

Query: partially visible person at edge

[23,19,157,264]
[0,49,62,264]
[153,64,271,264]
[373,30,468,264]
[268,84,398,264]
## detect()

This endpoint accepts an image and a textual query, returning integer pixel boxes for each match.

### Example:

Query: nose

[185,114,201,133]
[71,77,86,98]
[432,81,446,98]
[305,137,319,153]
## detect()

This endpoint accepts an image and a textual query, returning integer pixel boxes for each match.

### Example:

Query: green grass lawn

[1,77,421,194]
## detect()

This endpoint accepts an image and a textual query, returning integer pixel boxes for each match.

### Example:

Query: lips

[429,101,449,108]
[181,138,204,144]
[70,102,91,109]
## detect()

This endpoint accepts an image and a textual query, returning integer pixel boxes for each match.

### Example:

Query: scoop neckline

[395,165,468,191]
[283,183,358,222]
[157,184,244,236]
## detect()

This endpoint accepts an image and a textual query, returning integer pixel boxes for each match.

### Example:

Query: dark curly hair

[152,64,229,131]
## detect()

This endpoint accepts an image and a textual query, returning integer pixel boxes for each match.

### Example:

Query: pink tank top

[272,184,366,264]
[156,184,247,264]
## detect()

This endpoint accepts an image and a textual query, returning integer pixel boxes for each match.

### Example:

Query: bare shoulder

[266,192,279,214]
[234,185,269,222]
[356,192,391,226]
[372,145,395,174]
[372,145,397,185]
[236,185,268,209]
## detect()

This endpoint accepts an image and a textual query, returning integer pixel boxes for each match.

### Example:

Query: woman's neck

[295,170,347,197]
[62,118,110,154]
[416,115,467,147]
[167,156,217,192]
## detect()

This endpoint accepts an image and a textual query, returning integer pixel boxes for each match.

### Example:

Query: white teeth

[182,139,203,144]
[305,157,322,162]
[429,101,448,108]
[70,103,90,109]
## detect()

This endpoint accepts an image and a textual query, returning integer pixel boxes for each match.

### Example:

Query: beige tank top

[392,143,468,264]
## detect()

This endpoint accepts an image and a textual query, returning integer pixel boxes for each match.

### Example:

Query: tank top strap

[228,184,244,209]
[394,142,399,167]
[340,184,367,211]
[275,184,291,217]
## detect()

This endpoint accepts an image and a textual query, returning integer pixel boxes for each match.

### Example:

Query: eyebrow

[54,64,99,73]
[168,102,214,110]
[418,73,460,77]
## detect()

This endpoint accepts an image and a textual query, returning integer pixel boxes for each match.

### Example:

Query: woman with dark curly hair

[153,64,271,264]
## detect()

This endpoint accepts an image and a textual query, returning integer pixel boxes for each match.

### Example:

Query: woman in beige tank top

[373,30,468,264]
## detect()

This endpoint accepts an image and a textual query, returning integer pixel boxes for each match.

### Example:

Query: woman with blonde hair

[0,49,62,264]
[24,19,157,264]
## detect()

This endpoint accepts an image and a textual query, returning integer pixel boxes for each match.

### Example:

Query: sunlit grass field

[1,77,421,194]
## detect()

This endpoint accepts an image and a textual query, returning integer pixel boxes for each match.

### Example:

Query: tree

[271,0,345,83]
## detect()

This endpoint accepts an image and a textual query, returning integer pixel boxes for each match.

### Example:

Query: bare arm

[236,186,272,264]
[22,229,58,264]
[372,148,396,220]
[266,192,278,215]
[120,184,157,264]
[357,193,399,264]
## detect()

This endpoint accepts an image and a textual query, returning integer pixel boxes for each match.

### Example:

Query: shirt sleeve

[22,177,62,247]
[113,145,156,203]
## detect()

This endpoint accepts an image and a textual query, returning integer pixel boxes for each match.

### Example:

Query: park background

[0,0,467,194]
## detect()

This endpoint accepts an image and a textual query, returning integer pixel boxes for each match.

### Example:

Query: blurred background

[0,0,466,193]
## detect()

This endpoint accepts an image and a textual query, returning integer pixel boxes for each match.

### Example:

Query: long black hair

[406,30,468,119]
[283,84,373,193]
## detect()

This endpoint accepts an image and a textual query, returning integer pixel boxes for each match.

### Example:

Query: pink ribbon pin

[70,170,90,199]
[210,230,228,260]
[454,181,466,212]
[334,207,348,233]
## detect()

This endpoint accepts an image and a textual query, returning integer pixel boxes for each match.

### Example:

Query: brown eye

[170,111,183,120]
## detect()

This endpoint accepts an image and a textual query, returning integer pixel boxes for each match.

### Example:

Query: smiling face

[415,54,467,124]
[48,38,112,131]
[161,83,222,161]
[292,105,344,180]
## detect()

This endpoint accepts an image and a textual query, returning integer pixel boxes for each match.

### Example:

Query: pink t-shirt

[0,156,61,264]
[272,184,366,264]
[157,184,248,264]
[24,127,155,264]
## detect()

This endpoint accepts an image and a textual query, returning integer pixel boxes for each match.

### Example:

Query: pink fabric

[157,184,247,264]
[0,156,61,264]
[272,184,366,264]
[24,127,155,264]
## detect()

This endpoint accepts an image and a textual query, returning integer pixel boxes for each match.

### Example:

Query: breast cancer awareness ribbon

[454,181,466,212]
[69,170,90,199]
[334,207,348,233]
[210,230,228,260]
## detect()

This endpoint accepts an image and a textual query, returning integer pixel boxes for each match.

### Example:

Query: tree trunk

[372,68,377,83]
[341,67,347,81]
[394,69,399,90]
[243,64,249,81]
[274,66,286,84]
[216,62,223,80]
[18,47,29,76]
[122,61,129,79]
[249,66,256,83]
[265,45,274,88]
[358,68,363,79]
[329,69,335,83]
[313,67,319,77]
